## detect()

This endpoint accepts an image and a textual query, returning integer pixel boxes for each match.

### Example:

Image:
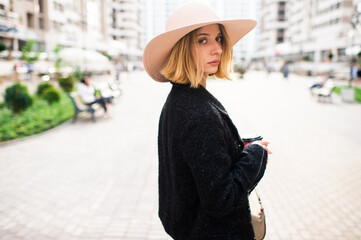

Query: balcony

[0,9,20,23]
[0,10,21,35]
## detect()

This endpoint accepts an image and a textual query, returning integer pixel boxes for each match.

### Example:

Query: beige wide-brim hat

[143,1,257,82]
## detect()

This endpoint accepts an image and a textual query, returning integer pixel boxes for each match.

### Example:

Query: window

[39,17,44,29]
[38,0,44,13]
[27,13,34,28]
[53,21,60,31]
[337,48,345,56]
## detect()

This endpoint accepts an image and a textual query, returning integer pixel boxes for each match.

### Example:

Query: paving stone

[0,71,360,239]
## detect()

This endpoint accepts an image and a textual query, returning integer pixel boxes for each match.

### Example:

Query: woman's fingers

[252,140,272,154]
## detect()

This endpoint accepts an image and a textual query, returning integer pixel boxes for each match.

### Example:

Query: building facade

[222,0,260,64]
[0,0,22,55]
[0,0,143,66]
[253,0,355,72]
[109,0,143,62]
[253,0,288,60]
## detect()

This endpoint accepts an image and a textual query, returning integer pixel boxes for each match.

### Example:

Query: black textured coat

[158,82,268,240]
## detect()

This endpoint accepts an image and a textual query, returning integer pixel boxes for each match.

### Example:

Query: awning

[58,47,113,72]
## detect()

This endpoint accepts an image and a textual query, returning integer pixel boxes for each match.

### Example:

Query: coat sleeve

[180,111,267,218]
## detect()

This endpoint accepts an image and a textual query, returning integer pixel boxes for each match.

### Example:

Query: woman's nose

[211,42,222,55]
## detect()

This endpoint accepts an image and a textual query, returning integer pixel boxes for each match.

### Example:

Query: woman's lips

[208,60,220,66]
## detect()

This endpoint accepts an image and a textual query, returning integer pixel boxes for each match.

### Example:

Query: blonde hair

[161,24,233,88]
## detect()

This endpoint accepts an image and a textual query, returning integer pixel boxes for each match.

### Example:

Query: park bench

[311,79,335,102]
[93,79,122,100]
[69,92,101,122]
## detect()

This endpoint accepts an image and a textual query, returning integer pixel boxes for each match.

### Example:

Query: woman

[143,2,271,240]
[78,76,112,117]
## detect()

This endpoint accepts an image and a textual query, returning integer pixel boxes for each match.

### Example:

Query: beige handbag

[251,189,266,240]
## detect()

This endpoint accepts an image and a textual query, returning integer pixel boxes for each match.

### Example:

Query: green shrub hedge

[0,92,74,142]
[333,86,361,103]
[58,75,76,93]
[4,82,33,113]
[42,87,61,104]
[36,82,53,96]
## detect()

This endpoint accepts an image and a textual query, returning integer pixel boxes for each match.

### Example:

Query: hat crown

[165,2,220,32]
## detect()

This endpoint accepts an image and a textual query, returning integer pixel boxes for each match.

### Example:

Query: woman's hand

[252,140,272,155]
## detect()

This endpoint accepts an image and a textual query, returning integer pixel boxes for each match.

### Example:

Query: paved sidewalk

[0,71,361,240]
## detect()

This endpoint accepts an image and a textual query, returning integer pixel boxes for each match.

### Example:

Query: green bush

[0,93,74,142]
[58,75,76,92]
[355,88,361,102]
[333,86,361,103]
[21,40,39,64]
[4,83,33,113]
[72,67,84,81]
[36,82,53,96]
[42,88,61,104]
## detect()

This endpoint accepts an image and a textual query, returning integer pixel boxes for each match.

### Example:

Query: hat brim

[143,19,257,82]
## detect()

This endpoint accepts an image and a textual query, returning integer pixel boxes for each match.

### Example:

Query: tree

[54,44,63,73]
[21,40,39,64]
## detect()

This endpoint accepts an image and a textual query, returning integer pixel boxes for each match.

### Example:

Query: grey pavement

[0,71,361,240]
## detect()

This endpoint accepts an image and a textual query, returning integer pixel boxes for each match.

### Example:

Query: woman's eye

[198,38,207,44]
[216,36,223,42]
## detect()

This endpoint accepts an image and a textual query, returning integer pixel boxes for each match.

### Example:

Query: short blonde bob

[160,24,233,88]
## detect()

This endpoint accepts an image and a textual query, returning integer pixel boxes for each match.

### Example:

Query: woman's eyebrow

[196,32,222,36]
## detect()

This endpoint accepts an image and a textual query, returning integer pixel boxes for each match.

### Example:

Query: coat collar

[171,82,226,112]
[171,82,243,145]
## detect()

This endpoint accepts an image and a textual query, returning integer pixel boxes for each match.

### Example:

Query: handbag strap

[254,189,264,211]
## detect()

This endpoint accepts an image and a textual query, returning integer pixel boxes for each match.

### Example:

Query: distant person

[280,61,290,79]
[351,60,358,84]
[78,76,112,117]
[115,62,122,82]
[309,72,329,90]
[265,60,273,74]
[13,63,20,80]
[25,63,33,81]
[356,69,361,85]
[143,2,271,240]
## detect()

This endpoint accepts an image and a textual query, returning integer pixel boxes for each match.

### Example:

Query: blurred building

[350,0,361,57]
[45,1,108,52]
[222,0,260,65]
[143,0,186,47]
[109,0,143,65]
[253,0,288,64]
[0,0,20,56]
[253,0,355,74]
[0,0,143,68]
[287,0,353,62]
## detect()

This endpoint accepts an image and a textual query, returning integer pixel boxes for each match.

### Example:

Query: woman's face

[194,24,223,77]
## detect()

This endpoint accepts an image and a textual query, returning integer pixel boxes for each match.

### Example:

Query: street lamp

[351,3,361,30]
[343,3,361,97]
[350,3,361,79]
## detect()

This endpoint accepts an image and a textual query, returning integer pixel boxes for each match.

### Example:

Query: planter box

[341,88,355,102]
